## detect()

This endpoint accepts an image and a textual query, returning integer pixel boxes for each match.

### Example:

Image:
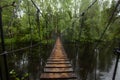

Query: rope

[30,0,41,40]
[78,0,98,38]
[79,0,97,17]
[31,0,39,11]
[0,43,40,56]
[31,0,45,18]
[62,0,98,36]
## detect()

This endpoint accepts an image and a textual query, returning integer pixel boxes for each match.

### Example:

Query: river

[1,40,120,80]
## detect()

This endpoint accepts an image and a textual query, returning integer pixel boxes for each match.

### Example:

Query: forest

[0,0,120,80]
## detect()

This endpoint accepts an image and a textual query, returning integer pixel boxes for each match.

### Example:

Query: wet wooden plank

[45,64,72,68]
[47,61,70,64]
[40,37,77,79]
[47,59,69,61]
[44,67,73,73]
[40,73,77,79]
[49,57,67,59]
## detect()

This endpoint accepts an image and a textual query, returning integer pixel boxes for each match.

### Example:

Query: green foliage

[1,1,119,80]
[10,69,29,80]
[0,0,119,45]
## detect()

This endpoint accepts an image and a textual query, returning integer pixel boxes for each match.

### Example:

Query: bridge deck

[40,37,77,80]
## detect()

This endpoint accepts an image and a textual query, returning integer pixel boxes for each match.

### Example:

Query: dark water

[1,40,120,80]
[64,40,120,80]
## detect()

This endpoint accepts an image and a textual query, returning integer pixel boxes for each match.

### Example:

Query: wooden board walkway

[40,37,77,80]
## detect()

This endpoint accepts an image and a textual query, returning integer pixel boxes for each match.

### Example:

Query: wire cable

[93,0,120,49]
[0,43,40,56]
[79,0,97,17]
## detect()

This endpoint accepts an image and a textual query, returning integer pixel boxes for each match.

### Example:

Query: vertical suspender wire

[9,9,15,57]
[6,9,15,52]
[30,0,45,77]
[0,7,9,80]
[28,1,32,50]
[0,66,2,80]
[76,13,85,80]
[9,0,21,65]
[6,1,20,52]
[71,18,76,71]
[94,48,99,80]
[0,7,8,80]
[36,9,41,76]
[0,7,4,80]
[30,0,42,76]
[31,0,41,41]
[27,0,32,79]
[5,2,19,79]
[36,9,42,78]
[78,0,103,80]
[86,1,120,80]
[73,0,78,74]
[46,15,48,49]
[45,14,49,55]
[73,0,98,79]
[0,2,16,80]
[30,0,40,41]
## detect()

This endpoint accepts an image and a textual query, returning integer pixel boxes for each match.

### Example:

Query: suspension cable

[10,0,22,52]
[31,0,39,11]
[94,0,120,49]
[30,0,41,41]
[78,0,98,37]
[27,0,33,55]
[62,0,98,37]
[78,0,97,17]
[0,42,40,56]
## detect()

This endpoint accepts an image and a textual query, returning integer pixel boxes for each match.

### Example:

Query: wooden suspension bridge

[40,37,77,80]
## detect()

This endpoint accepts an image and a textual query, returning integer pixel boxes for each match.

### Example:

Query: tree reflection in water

[6,41,120,80]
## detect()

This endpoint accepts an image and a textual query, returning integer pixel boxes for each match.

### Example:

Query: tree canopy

[0,0,120,44]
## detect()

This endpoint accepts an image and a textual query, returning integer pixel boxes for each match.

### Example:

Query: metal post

[112,55,119,80]
[112,43,120,80]
[0,7,9,80]
[0,66,3,80]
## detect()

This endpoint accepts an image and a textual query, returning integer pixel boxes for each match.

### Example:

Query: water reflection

[7,44,53,80]
[64,41,120,80]
[4,40,120,80]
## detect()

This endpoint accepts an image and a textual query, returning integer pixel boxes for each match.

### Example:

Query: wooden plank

[47,59,70,62]
[47,61,70,64]
[47,60,70,63]
[49,57,67,59]
[45,64,72,68]
[47,59,69,61]
[40,37,77,79]
[40,73,77,79]
[44,68,73,73]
